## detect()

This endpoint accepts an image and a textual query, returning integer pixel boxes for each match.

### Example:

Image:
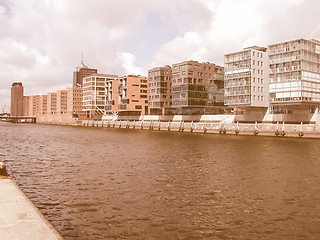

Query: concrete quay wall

[0,164,63,240]
[78,120,319,138]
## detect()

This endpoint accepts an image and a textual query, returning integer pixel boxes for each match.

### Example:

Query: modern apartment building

[39,95,48,115]
[47,92,57,115]
[148,65,172,115]
[22,96,30,116]
[82,73,118,119]
[224,46,269,109]
[57,90,68,114]
[268,39,320,112]
[10,82,24,116]
[118,75,149,116]
[171,60,224,115]
[67,87,83,117]
[105,78,119,114]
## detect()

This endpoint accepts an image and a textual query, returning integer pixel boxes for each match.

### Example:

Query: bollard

[149,121,153,130]
[254,121,258,135]
[0,162,9,176]
[168,121,171,131]
[107,120,110,128]
[275,121,280,136]
[235,121,240,135]
[281,122,286,136]
[190,121,194,133]
[126,120,129,129]
[204,122,207,133]
[119,120,122,128]
[133,120,136,129]
[180,121,184,132]
[141,120,144,130]
[299,122,304,137]
[158,120,161,131]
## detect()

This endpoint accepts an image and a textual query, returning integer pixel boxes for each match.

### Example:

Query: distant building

[118,75,149,116]
[148,65,172,115]
[10,82,24,116]
[67,87,83,117]
[57,90,68,114]
[82,73,118,119]
[73,67,98,87]
[171,60,224,115]
[224,46,269,112]
[47,92,57,115]
[39,95,48,115]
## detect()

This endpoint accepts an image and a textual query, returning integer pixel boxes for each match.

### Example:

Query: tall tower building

[10,82,24,116]
[73,54,98,87]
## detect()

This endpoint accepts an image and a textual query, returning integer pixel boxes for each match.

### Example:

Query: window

[261,62,263,66]
[253,78,255,83]
[261,96,264,101]
[261,78,264,84]
[253,60,255,65]
[261,87,264,92]
[258,69,260,74]
[261,70,263,75]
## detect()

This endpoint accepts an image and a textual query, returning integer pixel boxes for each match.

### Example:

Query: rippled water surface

[0,122,320,239]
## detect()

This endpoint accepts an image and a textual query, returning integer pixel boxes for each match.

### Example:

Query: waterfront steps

[0,165,63,240]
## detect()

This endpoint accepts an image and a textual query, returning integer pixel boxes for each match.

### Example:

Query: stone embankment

[0,162,63,240]
[76,120,320,138]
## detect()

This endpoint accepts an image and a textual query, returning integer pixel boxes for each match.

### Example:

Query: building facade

[73,67,98,87]
[67,87,83,117]
[267,38,320,123]
[10,82,24,116]
[148,65,172,115]
[171,60,224,115]
[224,46,269,110]
[118,75,149,116]
[57,90,68,114]
[82,73,118,119]
[105,78,119,114]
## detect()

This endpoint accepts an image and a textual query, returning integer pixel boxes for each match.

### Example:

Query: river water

[0,122,319,240]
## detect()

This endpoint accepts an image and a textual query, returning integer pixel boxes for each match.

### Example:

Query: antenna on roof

[81,51,88,68]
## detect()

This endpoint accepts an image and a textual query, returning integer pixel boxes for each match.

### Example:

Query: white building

[224,46,269,109]
[82,73,118,119]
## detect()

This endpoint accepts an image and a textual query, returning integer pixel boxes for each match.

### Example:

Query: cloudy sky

[1,0,320,112]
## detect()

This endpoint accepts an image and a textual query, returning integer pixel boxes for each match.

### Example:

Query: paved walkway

[0,177,63,240]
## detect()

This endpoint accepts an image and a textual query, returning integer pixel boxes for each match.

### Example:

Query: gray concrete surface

[0,177,63,240]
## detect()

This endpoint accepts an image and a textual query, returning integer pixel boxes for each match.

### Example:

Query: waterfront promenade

[77,120,320,138]
[0,165,63,240]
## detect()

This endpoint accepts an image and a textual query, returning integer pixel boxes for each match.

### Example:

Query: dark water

[0,122,319,240]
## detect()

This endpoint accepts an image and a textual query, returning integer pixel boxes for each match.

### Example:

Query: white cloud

[117,52,144,76]
[1,0,320,112]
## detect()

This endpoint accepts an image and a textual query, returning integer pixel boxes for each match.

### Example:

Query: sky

[1,0,320,112]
